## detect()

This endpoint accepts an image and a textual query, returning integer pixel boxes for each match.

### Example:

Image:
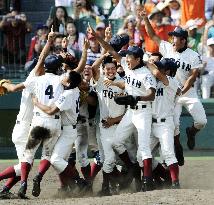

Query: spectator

[139,7,175,53]
[185,19,202,52]
[0,11,31,65]
[27,24,48,62]
[108,0,119,17]
[205,0,214,20]
[87,34,101,64]
[95,22,106,39]
[201,37,214,99]
[66,21,85,58]
[52,34,65,54]
[180,0,205,27]
[73,0,104,20]
[108,0,127,19]
[118,15,142,47]
[167,0,181,26]
[46,6,73,35]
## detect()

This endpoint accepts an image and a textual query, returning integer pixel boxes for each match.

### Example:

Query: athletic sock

[81,163,91,181]
[91,162,102,180]
[4,176,21,190]
[169,163,179,182]
[38,159,51,177]
[21,162,31,183]
[0,166,16,180]
[143,158,152,178]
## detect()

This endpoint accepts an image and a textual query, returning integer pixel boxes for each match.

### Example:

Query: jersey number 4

[45,85,54,99]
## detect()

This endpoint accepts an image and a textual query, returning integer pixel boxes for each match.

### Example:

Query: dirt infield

[0,158,214,205]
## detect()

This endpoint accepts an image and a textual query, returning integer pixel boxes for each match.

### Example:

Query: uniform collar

[177,46,187,53]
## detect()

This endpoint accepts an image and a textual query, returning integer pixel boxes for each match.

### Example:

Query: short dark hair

[150,52,163,60]
[68,71,82,89]
[102,55,117,68]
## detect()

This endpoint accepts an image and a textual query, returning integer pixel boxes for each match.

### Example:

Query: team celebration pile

[0,0,211,200]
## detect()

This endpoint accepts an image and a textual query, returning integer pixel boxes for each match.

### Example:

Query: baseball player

[147,59,181,188]
[31,71,82,197]
[142,11,207,161]
[2,53,65,198]
[0,31,55,199]
[92,54,126,195]
[88,24,157,191]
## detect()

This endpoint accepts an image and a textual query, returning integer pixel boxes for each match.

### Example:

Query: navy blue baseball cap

[155,58,178,76]
[123,46,144,58]
[109,34,129,52]
[44,54,63,73]
[168,27,188,38]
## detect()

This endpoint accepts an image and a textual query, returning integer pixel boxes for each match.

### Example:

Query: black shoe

[0,189,17,199]
[142,178,155,192]
[171,181,180,189]
[119,167,134,190]
[109,177,119,195]
[18,182,28,199]
[97,183,111,197]
[32,175,42,197]
[186,127,195,150]
[175,143,184,166]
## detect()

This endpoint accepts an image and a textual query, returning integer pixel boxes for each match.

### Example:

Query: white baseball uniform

[95,74,125,173]
[112,57,157,161]
[150,76,179,166]
[201,56,214,99]
[12,70,35,176]
[50,87,80,173]
[159,40,207,135]
[22,73,63,164]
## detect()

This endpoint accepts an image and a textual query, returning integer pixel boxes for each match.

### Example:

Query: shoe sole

[186,128,195,150]
[32,180,41,197]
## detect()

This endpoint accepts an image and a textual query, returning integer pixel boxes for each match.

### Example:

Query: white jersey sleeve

[143,73,157,90]
[167,76,179,92]
[23,76,37,94]
[191,53,203,69]
[55,91,75,111]
[159,40,174,57]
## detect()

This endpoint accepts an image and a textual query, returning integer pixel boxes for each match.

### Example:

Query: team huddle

[0,10,207,199]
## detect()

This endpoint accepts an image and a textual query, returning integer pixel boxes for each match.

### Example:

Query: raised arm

[87,24,122,63]
[140,10,161,46]
[74,38,90,73]
[147,62,169,86]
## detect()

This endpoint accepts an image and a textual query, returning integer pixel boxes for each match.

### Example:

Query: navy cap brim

[168,31,186,38]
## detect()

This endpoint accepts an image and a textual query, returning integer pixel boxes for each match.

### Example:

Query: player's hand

[83,38,90,51]
[105,22,112,41]
[103,79,115,87]
[32,95,38,105]
[102,117,115,128]
[48,25,56,43]
[87,23,96,38]
[62,36,68,49]
[139,8,147,19]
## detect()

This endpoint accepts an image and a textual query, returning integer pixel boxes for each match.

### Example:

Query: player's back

[34,73,63,115]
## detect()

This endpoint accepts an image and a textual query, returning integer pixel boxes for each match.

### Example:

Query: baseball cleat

[171,181,180,189]
[186,127,195,150]
[141,177,155,192]
[32,175,42,197]
[97,183,111,197]
[0,189,17,199]
[18,182,28,199]
[175,143,184,166]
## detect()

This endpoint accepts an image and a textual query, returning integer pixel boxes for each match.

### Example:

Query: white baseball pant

[150,117,177,166]
[23,116,61,164]
[112,105,153,161]
[201,74,214,99]
[174,87,207,136]
[12,120,31,176]
[51,125,77,173]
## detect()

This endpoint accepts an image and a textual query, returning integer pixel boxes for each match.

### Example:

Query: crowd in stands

[1,0,214,99]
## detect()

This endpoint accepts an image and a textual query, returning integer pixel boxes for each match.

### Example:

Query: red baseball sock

[38,159,51,176]
[4,176,21,190]
[91,162,102,180]
[169,163,179,182]
[0,166,16,180]
[21,162,31,182]
[143,158,152,178]
[81,164,91,181]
